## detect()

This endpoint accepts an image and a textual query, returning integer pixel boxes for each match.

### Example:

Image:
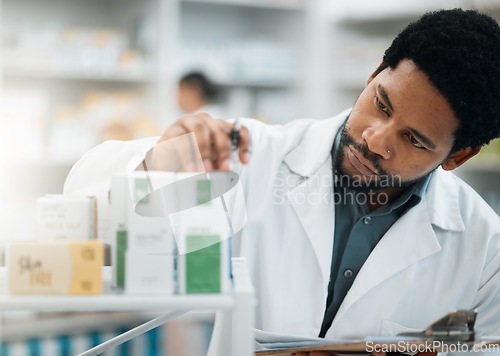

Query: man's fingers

[158,122,188,142]
[202,118,232,170]
[237,125,251,164]
[157,115,211,172]
[155,112,251,172]
[151,133,203,172]
[178,115,213,162]
[220,119,252,165]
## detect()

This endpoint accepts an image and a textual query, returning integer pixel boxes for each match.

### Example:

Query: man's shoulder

[427,168,500,229]
[242,109,349,139]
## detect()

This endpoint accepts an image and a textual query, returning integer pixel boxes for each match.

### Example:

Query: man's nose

[361,123,393,160]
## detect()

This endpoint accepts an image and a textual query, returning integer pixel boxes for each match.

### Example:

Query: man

[65,9,500,354]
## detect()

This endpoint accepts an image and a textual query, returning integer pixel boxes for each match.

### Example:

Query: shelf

[0,267,235,313]
[216,78,300,89]
[0,259,256,313]
[0,293,235,313]
[332,2,463,26]
[455,164,500,174]
[336,11,419,26]
[1,312,153,343]
[0,259,255,356]
[2,69,156,84]
[5,157,84,168]
[181,0,305,11]
[474,0,500,13]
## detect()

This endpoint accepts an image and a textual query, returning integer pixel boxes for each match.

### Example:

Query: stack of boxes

[6,171,232,296]
[8,195,104,295]
[111,171,232,295]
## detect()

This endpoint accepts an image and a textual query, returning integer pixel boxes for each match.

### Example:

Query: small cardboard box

[36,195,97,240]
[8,240,104,295]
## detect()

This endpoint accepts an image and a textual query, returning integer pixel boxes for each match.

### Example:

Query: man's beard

[333,122,430,193]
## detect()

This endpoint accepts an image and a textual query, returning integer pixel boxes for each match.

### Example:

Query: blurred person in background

[178,71,223,117]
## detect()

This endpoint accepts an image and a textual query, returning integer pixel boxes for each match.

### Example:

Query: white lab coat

[64,109,500,348]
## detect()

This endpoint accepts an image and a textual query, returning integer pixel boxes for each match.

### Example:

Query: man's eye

[376,96,389,113]
[409,134,425,149]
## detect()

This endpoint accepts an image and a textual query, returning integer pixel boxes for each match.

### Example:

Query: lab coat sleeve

[450,229,500,356]
[64,137,158,197]
[63,137,158,242]
[473,243,500,334]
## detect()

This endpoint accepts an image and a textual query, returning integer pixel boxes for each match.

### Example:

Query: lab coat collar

[424,167,465,232]
[283,109,350,178]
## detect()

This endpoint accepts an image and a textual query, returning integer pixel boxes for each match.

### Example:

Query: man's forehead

[373,61,459,149]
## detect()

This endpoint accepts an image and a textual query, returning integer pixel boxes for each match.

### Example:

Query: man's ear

[441,146,481,171]
[366,61,386,87]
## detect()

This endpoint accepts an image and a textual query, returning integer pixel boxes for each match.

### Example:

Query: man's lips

[347,147,378,176]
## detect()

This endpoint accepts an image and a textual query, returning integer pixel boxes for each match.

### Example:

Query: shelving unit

[0,0,315,250]
[3,70,156,84]
[182,0,306,11]
[178,0,309,122]
[0,259,256,356]
[0,0,313,161]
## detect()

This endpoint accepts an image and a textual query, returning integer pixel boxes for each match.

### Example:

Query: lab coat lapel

[333,197,442,321]
[282,110,349,286]
[331,168,465,327]
[286,160,335,286]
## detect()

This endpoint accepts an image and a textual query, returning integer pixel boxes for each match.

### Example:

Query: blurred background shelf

[3,69,156,84]
[181,0,306,11]
[0,0,315,257]
[215,78,300,89]
[0,260,254,356]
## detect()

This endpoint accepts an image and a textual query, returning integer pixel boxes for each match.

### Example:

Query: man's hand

[151,112,251,172]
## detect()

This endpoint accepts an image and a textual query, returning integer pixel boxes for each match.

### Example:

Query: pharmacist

[65,9,500,351]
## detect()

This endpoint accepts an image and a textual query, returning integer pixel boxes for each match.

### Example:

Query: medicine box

[174,179,232,294]
[111,172,176,294]
[36,195,97,240]
[8,240,104,295]
[111,171,232,294]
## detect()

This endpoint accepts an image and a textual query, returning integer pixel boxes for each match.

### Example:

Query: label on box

[185,235,221,293]
[125,251,174,294]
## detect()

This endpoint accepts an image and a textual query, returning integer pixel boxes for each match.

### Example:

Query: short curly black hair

[376,8,500,154]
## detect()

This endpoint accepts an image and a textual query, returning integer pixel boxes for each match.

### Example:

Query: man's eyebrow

[410,128,436,149]
[377,84,394,111]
